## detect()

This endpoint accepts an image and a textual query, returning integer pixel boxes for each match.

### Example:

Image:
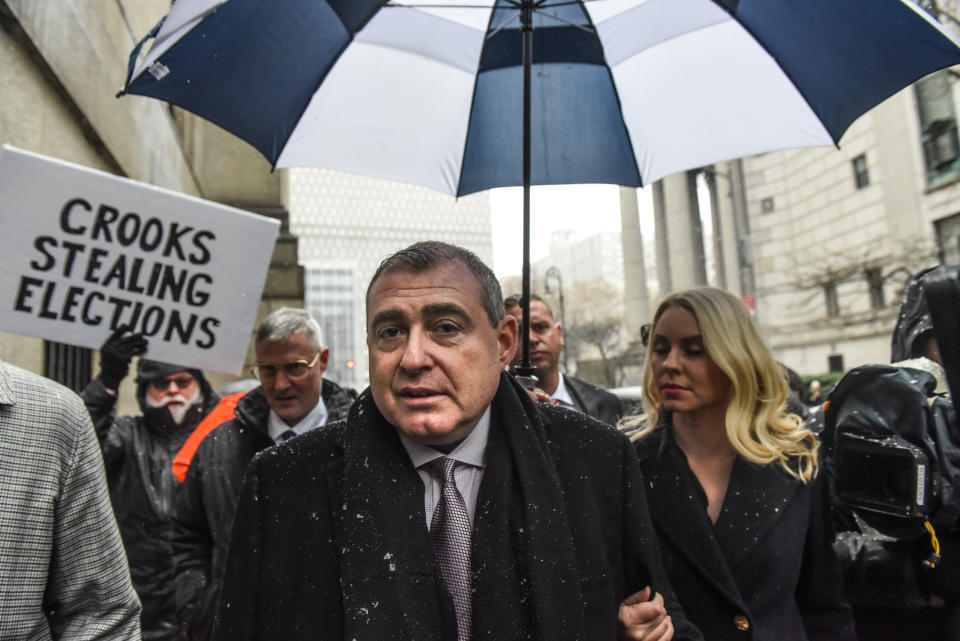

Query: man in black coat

[171,308,357,641]
[213,241,700,641]
[504,293,623,425]
[82,328,219,641]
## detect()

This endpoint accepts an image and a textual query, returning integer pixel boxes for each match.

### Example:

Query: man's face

[506,300,564,375]
[145,370,200,424]
[367,263,517,449]
[255,331,328,426]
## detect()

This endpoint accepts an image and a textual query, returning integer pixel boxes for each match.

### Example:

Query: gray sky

[489,184,655,279]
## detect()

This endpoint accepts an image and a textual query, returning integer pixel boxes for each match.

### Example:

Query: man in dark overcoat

[212,241,701,641]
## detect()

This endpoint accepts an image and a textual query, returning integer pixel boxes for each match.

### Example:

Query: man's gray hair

[255,307,325,351]
[366,241,504,327]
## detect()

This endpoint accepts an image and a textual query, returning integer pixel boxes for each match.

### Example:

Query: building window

[828,354,845,373]
[935,212,960,264]
[866,268,885,309]
[823,282,840,317]
[916,70,960,187]
[761,197,775,214]
[43,342,92,393]
[852,154,869,189]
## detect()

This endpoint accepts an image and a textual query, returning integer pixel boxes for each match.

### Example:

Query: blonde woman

[622,288,855,641]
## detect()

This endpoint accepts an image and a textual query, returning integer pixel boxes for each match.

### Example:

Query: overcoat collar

[636,428,799,607]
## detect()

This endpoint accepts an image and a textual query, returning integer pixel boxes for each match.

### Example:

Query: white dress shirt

[398,406,491,529]
[267,396,329,444]
[550,372,581,412]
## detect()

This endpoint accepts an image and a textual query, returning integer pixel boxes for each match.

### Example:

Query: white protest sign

[0,145,280,375]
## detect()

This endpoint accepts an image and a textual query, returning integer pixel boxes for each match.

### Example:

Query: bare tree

[561,278,627,386]
[566,318,622,387]
[784,237,939,316]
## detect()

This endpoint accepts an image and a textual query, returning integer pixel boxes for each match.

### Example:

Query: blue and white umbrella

[121,0,960,375]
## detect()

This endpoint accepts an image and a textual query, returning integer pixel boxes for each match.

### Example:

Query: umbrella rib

[487,12,522,39]
[532,10,596,33]
[385,2,504,7]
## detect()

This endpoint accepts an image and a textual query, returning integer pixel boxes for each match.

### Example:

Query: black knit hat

[136,359,193,384]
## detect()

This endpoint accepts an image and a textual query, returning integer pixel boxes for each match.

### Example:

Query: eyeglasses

[149,374,196,392]
[251,353,321,381]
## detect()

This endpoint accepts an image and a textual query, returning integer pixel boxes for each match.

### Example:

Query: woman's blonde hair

[622,287,818,482]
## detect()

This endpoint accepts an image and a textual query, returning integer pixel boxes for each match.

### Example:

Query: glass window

[852,154,870,189]
[823,281,840,317]
[828,354,845,373]
[866,268,885,309]
[915,70,960,187]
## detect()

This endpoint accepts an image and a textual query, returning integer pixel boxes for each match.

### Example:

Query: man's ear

[318,348,330,374]
[557,322,564,348]
[497,315,519,369]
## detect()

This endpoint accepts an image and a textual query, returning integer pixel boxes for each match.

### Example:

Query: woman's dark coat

[634,428,856,641]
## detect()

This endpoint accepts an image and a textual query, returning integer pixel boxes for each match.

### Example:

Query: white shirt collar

[397,405,491,470]
[551,372,577,409]
[267,396,328,443]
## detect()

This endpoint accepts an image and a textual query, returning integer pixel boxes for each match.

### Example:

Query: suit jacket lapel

[712,457,799,570]
[637,431,746,610]
[564,377,591,415]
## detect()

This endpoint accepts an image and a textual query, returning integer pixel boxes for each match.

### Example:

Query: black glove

[98,326,148,390]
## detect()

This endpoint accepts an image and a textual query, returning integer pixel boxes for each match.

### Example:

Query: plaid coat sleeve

[0,361,141,640]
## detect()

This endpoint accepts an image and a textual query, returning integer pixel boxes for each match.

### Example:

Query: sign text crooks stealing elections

[0,146,280,375]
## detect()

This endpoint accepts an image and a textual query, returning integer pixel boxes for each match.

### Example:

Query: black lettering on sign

[162,223,193,261]
[197,317,220,349]
[91,203,119,242]
[190,230,216,265]
[14,276,43,312]
[140,218,164,252]
[60,198,91,234]
[29,237,57,272]
[116,212,142,247]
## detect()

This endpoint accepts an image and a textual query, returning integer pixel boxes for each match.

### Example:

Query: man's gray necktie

[429,457,472,641]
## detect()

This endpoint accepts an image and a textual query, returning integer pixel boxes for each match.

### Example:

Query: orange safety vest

[172,392,247,482]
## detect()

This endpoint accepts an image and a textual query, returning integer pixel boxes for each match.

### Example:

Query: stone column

[652,171,708,294]
[619,186,650,334]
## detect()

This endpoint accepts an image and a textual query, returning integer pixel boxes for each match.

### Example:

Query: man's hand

[618,587,674,641]
[98,326,148,392]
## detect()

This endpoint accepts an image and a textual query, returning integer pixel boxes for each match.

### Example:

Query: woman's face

[649,304,731,418]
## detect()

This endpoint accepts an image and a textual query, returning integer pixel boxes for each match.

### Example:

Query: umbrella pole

[514,1,537,390]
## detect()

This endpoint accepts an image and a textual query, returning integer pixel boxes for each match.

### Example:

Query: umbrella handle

[514,374,539,392]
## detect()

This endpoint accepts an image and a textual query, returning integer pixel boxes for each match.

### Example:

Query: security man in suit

[504,293,623,425]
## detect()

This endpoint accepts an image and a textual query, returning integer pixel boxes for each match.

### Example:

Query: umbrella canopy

[123,0,960,194]
[121,0,960,380]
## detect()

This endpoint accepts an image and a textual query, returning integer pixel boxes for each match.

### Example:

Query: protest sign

[0,145,280,375]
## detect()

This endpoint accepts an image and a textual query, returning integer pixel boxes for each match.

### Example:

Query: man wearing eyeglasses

[172,307,357,641]
[81,328,220,641]
[212,242,701,641]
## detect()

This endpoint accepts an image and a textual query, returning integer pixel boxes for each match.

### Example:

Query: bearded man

[82,327,219,641]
